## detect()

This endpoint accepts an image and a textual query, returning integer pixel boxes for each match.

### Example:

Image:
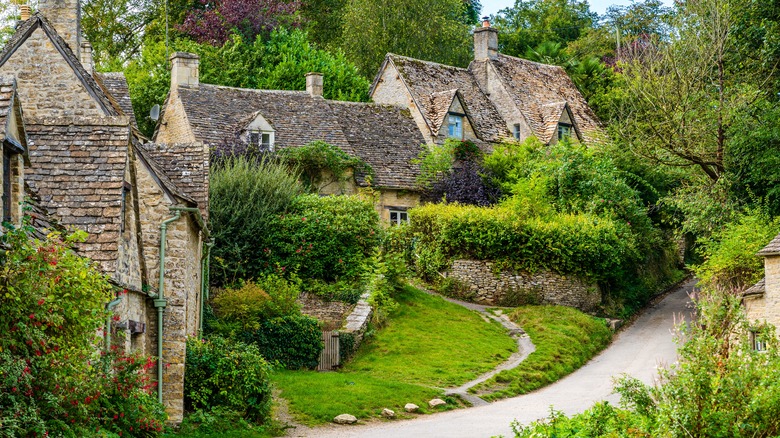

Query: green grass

[471,305,612,401]
[272,285,517,425]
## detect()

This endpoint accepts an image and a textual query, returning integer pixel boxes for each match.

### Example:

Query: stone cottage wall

[154,91,197,144]
[762,255,780,329]
[447,259,601,311]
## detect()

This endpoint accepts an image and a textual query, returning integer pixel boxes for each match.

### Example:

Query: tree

[339,0,472,76]
[82,0,159,66]
[603,0,673,42]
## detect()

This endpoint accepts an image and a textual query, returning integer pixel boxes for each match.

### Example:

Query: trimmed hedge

[242,315,323,370]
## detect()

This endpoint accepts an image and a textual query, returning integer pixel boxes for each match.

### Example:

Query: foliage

[209,275,302,332]
[179,0,301,45]
[693,209,780,291]
[209,155,303,286]
[184,336,273,422]
[279,140,373,193]
[82,0,158,66]
[241,315,323,370]
[472,305,612,401]
[362,250,406,325]
[273,286,516,424]
[0,226,165,437]
[340,0,472,76]
[173,406,279,437]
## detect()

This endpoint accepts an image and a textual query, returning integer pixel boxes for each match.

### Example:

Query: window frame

[249,130,275,152]
[513,123,521,140]
[448,113,464,139]
[388,208,409,226]
[750,330,768,352]
[557,122,573,141]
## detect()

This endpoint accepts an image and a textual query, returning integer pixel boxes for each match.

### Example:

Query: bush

[242,315,323,370]
[184,336,273,422]
[0,226,165,437]
[279,140,373,192]
[210,275,302,332]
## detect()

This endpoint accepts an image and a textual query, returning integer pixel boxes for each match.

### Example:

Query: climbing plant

[280,140,373,192]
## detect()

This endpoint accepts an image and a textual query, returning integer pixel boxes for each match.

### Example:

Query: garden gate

[317,331,340,371]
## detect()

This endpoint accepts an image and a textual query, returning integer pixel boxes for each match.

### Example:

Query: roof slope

[24,116,130,273]
[0,76,14,143]
[141,142,208,216]
[176,84,352,152]
[329,101,424,190]
[743,277,765,297]
[387,55,510,142]
[758,233,780,256]
[486,54,603,143]
[96,72,138,127]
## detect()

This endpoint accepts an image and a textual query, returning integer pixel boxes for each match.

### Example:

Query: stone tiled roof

[24,116,130,273]
[487,54,603,144]
[0,14,122,117]
[96,72,138,127]
[329,101,424,190]
[758,233,780,256]
[141,142,209,216]
[386,54,510,142]
[539,101,567,142]
[426,89,458,136]
[743,277,765,297]
[133,140,197,206]
[0,76,14,144]
[176,84,352,151]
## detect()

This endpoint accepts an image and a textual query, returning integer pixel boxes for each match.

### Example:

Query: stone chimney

[306,72,323,97]
[38,0,81,54]
[474,17,498,61]
[170,52,200,88]
[80,41,93,73]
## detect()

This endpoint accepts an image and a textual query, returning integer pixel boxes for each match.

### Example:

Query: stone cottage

[370,19,605,148]
[0,1,209,423]
[743,233,780,350]
[154,56,424,223]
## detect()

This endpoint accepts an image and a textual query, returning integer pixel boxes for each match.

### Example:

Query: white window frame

[249,130,275,152]
[448,114,463,139]
[388,208,409,225]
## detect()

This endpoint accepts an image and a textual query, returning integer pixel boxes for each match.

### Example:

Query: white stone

[429,398,447,408]
[333,414,358,424]
[404,403,419,413]
[381,408,396,418]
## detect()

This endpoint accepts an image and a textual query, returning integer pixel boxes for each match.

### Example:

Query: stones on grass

[404,403,419,413]
[381,408,396,418]
[429,398,447,408]
[333,414,357,424]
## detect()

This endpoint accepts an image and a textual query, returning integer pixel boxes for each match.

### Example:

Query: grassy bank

[471,305,612,401]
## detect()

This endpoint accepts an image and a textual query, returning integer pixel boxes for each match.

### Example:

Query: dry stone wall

[447,259,600,311]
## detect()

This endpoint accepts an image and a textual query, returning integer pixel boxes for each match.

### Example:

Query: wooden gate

[317,331,340,371]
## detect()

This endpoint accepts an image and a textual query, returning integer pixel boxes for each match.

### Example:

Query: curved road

[295,279,695,438]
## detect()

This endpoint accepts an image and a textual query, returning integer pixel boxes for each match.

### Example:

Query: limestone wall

[342,293,372,346]
[299,293,355,331]
[377,189,419,223]
[371,62,435,144]
[763,255,780,329]
[154,91,197,144]
[446,259,601,311]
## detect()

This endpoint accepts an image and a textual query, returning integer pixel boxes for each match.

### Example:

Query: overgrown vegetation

[472,305,612,401]
[279,140,373,193]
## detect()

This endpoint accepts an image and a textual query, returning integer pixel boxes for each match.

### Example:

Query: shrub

[241,315,323,370]
[279,140,373,192]
[209,155,304,286]
[210,275,302,332]
[184,336,273,422]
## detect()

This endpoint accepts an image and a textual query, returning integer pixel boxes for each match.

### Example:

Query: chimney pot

[306,72,323,97]
[20,4,31,21]
[482,16,490,28]
[170,52,200,88]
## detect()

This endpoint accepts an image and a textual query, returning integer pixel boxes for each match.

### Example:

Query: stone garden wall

[447,259,600,312]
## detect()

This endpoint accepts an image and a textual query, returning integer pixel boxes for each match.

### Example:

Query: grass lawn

[272,285,517,425]
[471,305,612,401]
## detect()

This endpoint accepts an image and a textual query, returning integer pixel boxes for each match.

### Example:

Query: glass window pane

[400,212,408,222]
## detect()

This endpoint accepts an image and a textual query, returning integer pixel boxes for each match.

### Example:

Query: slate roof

[743,277,765,297]
[758,233,780,256]
[485,54,603,144]
[176,85,353,152]
[0,76,14,144]
[384,54,510,142]
[329,101,424,190]
[24,117,130,273]
[96,72,138,127]
[427,89,458,136]
[141,142,209,215]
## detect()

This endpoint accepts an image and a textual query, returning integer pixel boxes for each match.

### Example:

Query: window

[557,122,572,140]
[388,209,409,225]
[750,330,768,352]
[513,123,521,140]
[2,149,10,223]
[448,114,463,139]
[120,181,132,236]
[249,130,274,151]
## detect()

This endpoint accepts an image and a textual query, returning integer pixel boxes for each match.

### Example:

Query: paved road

[295,280,695,438]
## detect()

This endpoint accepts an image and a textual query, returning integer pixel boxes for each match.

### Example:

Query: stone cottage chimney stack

[19,4,32,21]
[170,52,200,89]
[474,17,498,61]
[306,72,323,97]
[80,41,94,73]
[38,0,81,55]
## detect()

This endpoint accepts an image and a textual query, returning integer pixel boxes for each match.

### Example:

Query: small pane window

[558,123,572,140]
[388,209,409,225]
[261,133,272,151]
[249,131,274,151]
[513,123,521,140]
[448,114,463,139]
[751,330,768,352]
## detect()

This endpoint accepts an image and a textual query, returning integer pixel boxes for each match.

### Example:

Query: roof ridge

[388,53,470,72]
[494,53,567,71]
[194,83,309,95]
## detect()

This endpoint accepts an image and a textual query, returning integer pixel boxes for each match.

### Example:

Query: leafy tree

[340,0,472,76]
[493,0,596,58]
[82,0,159,66]
[300,0,348,49]
[602,0,673,42]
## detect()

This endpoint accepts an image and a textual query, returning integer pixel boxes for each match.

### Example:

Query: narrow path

[294,278,696,438]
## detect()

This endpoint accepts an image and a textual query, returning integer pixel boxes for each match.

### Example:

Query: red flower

[302,217,306,221]
[37,299,45,306]
[29,314,35,319]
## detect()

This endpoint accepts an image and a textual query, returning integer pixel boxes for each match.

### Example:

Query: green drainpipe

[155,209,182,404]
[105,297,123,352]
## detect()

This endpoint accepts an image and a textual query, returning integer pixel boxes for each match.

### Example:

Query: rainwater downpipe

[155,209,182,404]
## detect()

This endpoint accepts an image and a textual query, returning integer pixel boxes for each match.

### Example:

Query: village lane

[292,279,696,438]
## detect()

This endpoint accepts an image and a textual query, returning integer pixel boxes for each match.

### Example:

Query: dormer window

[558,122,572,140]
[448,113,463,139]
[249,130,274,152]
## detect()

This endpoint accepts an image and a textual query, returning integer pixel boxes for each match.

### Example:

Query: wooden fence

[317,331,340,371]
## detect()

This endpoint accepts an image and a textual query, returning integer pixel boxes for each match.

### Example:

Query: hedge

[241,315,323,370]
